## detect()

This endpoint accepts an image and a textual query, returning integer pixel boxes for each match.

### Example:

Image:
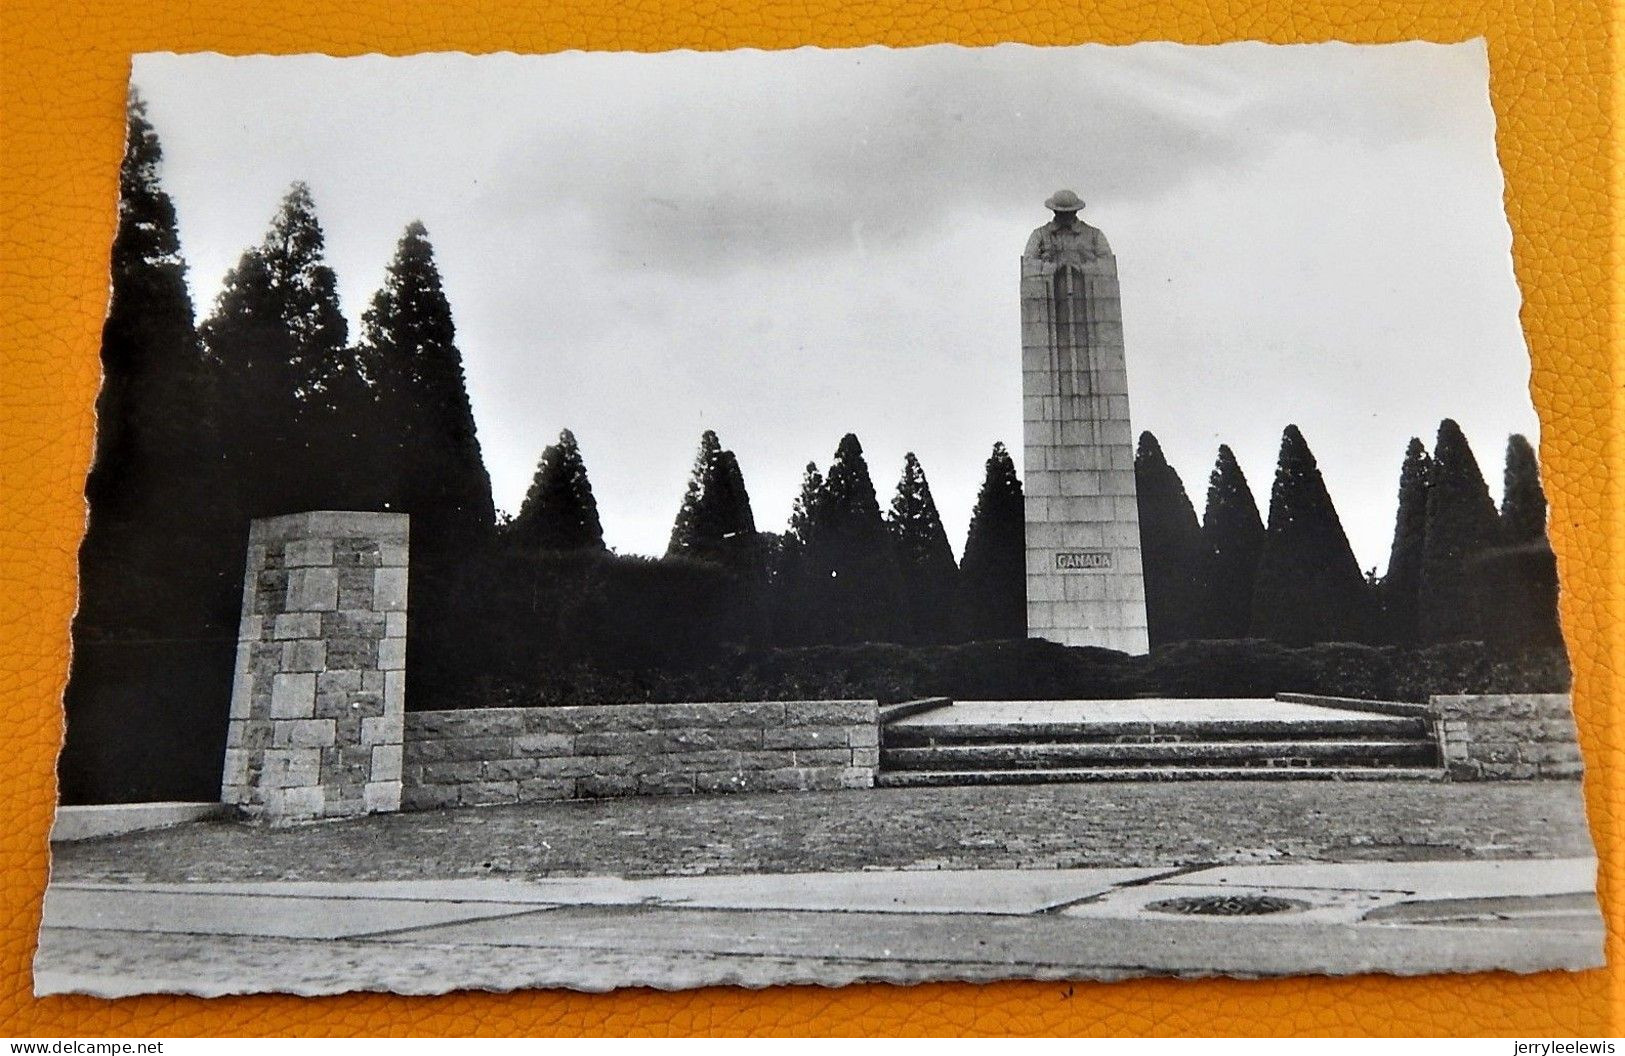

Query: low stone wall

[51,803,229,842]
[879,697,954,724]
[1275,692,1430,718]
[1430,693,1583,780]
[401,700,880,810]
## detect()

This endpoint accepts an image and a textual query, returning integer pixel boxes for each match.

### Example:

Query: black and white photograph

[37,41,1602,996]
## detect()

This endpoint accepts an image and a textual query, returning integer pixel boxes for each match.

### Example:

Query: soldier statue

[1023,189,1111,270]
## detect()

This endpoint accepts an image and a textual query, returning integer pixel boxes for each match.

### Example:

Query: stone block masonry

[222,512,409,823]
[1430,694,1583,780]
[1020,223,1149,654]
[401,700,880,811]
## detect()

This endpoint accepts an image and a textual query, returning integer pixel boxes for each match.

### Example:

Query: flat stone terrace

[883,699,1431,758]
[893,698,1380,726]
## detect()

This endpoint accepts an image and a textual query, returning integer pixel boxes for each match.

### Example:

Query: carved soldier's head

[1044,189,1085,225]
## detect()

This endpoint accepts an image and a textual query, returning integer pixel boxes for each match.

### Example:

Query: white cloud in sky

[133,41,1536,572]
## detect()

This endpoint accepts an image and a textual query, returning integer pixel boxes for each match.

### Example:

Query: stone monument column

[221,511,409,823]
[1020,190,1150,653]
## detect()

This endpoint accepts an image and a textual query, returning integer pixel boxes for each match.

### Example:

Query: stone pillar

[1021,218,1150,654]
[222,511,409,823]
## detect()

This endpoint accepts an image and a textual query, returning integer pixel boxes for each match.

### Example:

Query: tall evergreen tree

[667,429,758,567]
[1479,433,1564,648]
[1250,425,1371,645]
[802,434,904,643]
[1418,419,1500,642]
[885,452,960,644]
[357,222,497,710]
[1500,434,1547,545]
[718,452,753,528]
[1377,438,1432,645]
[78,92,221,633]
[787,462,826,551]
[669,429,722,555]
[359,221,495,541]
[959,441,1026,641]
[200,182,362,517]
[766,462,829,644]
[255,183,353,407]
[509,429,606,552]
[62,92,239,803]
[1135,432,1207,645]
[1198,444,1265,640]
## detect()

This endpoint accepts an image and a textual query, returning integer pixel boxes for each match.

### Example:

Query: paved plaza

[35,780,1602,994]
[36,858,1602,995]
[889,698,1385,727]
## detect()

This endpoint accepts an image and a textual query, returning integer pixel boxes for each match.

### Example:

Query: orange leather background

[1,0,1618,1037]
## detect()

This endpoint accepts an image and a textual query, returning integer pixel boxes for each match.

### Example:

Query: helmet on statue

[1043,189,1086,213]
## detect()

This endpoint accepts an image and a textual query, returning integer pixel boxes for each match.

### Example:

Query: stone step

[883,716,1431,748]
[876,766,1448,787]
[882,739,1438,771]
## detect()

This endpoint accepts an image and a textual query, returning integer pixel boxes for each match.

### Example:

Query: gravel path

[50,780,1595,884]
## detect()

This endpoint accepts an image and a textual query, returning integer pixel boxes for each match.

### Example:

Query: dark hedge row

[426,636,1571,711]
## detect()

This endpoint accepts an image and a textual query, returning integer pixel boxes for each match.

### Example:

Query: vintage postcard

[37,41,1601,996]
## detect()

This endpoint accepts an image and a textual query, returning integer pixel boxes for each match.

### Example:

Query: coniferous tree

[357,221,497,707]
[77,92,223,634]
[787,462,826,552]
[1500,434,1547,545]
[1135,432,1207,645]
[669,429,722,556]
[201,182,362,516]
[509,429,606,552]
[1377,438,1431,645]
[959,441,1026,641]
[885,452,960,644]
[1479,433,1564,648]
[1198,444,1265,640]
[1418,419,1500,643]
[1250,425,1371,645]
[714,449,757,566]
[61,92,242,803]
[667,429,758,567]
[359,221,495,542]
[766,462,828,644]
[718,452,753,531]
[803,434,904,643]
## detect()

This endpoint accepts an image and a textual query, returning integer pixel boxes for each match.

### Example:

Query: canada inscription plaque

[1054,551,1113,572]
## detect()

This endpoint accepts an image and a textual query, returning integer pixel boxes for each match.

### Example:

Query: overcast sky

[132,42,1537,572]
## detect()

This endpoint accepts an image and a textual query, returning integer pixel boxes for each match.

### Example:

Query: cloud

[455,43,1493,278]
[474,46,1254,273]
